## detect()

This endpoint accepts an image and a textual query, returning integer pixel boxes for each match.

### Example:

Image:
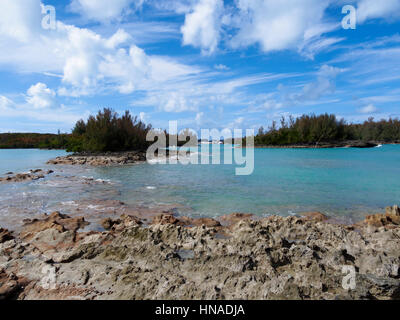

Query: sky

[0,0,400,133]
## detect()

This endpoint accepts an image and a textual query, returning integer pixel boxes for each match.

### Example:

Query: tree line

[255,114,400,146]
[1,111,400,151]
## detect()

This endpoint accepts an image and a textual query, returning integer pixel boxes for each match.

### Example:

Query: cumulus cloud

[70,0,146,22]
[357,0,400,23]
[26,83,58,109]
[0,0,201,98]
[358,104,379,114]
[230,0,333,54]
[181,0,224,55]
[0,0,42,42]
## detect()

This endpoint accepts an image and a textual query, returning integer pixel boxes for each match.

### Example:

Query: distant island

[1,109,399,151]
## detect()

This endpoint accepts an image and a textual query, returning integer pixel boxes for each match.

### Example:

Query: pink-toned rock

[152,214,180,225]
[101,214,142,232]
[20,212,89,240]
[219,213,255,226]
[301,212,329,222]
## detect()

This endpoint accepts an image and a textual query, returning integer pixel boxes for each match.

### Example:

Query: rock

[345,141,378,148]
[0,170,53,184]
[20,212,89,240]
[0,228,13,243]
[301,212,329,222]
[152,214,180,225]
[47,151,147,167]
[219,213,255,226]
[0,270,24,300]
[101,214,142,231]
[179,217,222,228]
[357,205,400,228]
[2,207,400,300]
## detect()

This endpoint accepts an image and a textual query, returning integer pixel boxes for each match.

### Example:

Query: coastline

[1,204,399,300]
[247,141,391,149]
[1,156,400,300]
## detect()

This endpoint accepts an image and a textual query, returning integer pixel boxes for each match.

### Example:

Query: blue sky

[0,0,400,133]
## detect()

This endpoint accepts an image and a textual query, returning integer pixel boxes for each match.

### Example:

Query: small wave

[95,178,112,184]
[146,186,157,190]
[61,201,78,206]
[87,205,101,210]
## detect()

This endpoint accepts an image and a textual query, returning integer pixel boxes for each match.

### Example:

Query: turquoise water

[94,145,400,222]
[0,146,400,229]
[0,149,68,173]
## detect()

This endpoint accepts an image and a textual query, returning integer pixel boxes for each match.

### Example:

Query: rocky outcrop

[20,212,89,241]
[219,213,255,226]
[300,212,329,222]
[355,205,400,229]
[47,152,147,166]
[0,229,13,244]
[0,169,54,184]
[1,207,400,300]
[101,214,142,232]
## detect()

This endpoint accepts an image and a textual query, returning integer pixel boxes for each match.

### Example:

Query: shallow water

[0,145,400,230]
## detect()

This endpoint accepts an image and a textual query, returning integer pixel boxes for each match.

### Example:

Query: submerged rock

[0,169,54,184]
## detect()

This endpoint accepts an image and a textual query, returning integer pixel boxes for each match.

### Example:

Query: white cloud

[26,83,58,109]
[139,112,148,123]
[214,64,229,71]
[230,0,333,55]
[195,111,204,125]
[181,0,224,55]
[0,94,88,130]
[0,1,201,98]
[70,0,146,22]
[0,0,42,42]
[358,104,379,114]
[357,0,400,23]
[291,65,342,102]
[0,95,14,110]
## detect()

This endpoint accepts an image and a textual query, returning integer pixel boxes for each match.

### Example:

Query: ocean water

[1,146,400,229]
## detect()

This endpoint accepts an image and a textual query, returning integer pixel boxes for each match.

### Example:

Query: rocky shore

[1,205,400,300]
[0,169,54,184]
[47,151,147,166]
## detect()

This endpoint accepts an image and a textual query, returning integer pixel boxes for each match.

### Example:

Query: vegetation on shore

[254,114,400,146]
[1,111,400,151]
[68,108,152,152]
[0,133,69,149]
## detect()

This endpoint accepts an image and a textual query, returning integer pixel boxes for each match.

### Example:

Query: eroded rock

[0,228,13,244]
[20,212,89,240]
[1,206,400,300]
